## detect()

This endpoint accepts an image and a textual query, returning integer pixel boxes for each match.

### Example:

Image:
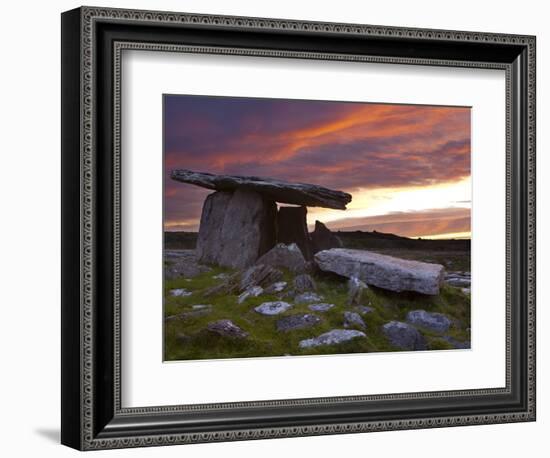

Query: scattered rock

[170,288,192,297]
[165,309,211,322]
[206,319,248,339]
[299,329,366,348]
[277,206,313,260]
[445,271,471,288]
[203,272,241,297]
[347,276,367,306]
[406,310,452,333]
[294,273,317,293]
[191,304,212,310]
[263,281,287,294]
[382,321,427,350]
[461,287,471,295]
[442,336,471,349]
[310,220,343,253]
[196,189,277,269]
[240,264,284,291]
[355,305,374,315]
[315,248,445,295]
[276,314,321,332]
[175,332,192,344]
[343,311,366,329]
[237,286,264,304]
[294,292,324,304]
[254,301,293,316]
[255,243,308,273]
[171,169,352,210]
[164,250,212,279]
[308,303,335,312]
[213,273,230,280]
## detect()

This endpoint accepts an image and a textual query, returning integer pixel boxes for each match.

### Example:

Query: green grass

[164,267,471,361]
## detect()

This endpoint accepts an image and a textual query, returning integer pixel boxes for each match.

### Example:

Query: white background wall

[0,0,546,456]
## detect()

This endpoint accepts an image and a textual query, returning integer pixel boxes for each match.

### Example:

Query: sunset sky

[164,95,471,239]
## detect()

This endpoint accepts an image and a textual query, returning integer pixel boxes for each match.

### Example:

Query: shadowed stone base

[277,206,312,260]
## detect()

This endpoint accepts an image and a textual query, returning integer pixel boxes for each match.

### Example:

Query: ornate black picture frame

[61,6,536,450]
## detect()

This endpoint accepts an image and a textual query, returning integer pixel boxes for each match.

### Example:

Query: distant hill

[335,230,470,252]
[164,230,470,252]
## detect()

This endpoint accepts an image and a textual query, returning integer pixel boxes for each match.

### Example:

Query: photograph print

[163,95,472,361]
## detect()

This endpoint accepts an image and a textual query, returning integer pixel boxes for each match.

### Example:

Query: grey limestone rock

[254,301,293,316]
[315,248,445,295]
[255,243,308,273]
[196,190,277,269]
[382,321,427,350]
[276,314,321,332]
[406,310,451,333]
[206,319,248,339]
[299,329,366,349]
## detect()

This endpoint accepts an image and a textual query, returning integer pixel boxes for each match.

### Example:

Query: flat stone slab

[308,303,335,312]
[382,321,427,350]
[254,301,293,316]
[299,329,366,348]
[406,310,451,333]
[315,248,445,295]
[171,169,352,209]
[276,314,321,332]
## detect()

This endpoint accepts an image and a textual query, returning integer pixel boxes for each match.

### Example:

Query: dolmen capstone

[171,169,351,269]
[314,248,445,295]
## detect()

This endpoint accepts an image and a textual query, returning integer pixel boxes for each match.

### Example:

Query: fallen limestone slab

[314,248,445,295]
[171,169,352,209]
[299,329,366,348]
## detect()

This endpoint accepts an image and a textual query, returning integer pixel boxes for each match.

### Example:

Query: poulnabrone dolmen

[170,169,445,295]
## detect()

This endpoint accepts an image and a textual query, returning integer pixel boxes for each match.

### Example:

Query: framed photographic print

[61,6,536,450]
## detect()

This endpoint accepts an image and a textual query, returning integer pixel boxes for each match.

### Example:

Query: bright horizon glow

[307,177,471,228]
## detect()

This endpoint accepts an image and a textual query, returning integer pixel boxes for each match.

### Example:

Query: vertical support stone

[276,206,312,260]
[196,190,277,269]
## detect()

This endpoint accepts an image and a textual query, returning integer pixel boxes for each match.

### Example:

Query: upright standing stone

[310,220,343,253]
[277,206,312,260]
[196,189,277,269]
[195,191,233,265]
